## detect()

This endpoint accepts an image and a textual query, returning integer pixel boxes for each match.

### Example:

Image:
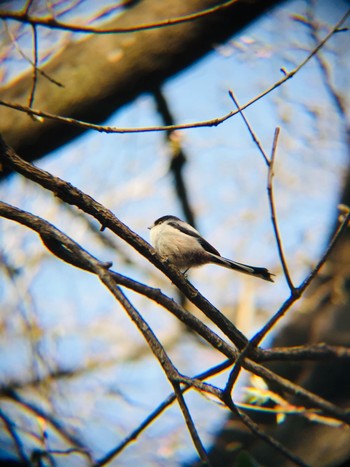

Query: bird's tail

[209,254,274,282]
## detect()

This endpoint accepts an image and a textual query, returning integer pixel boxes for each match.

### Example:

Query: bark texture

[0,0,281,175]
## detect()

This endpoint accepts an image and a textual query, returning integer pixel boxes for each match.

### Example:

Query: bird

[148,215,274,282]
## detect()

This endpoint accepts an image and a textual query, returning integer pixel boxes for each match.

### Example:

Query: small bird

[149,215,274,282]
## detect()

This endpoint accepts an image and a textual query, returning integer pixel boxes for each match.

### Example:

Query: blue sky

[0,0,349,464]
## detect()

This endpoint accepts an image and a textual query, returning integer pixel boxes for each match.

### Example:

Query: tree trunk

[0,0,283,177]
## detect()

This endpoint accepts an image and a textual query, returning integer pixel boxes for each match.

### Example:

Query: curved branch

[0,134,249,349]
[0,0,283,172]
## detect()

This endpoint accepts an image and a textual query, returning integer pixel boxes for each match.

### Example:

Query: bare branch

[228,89,270,167]
[224,207,350,399]
[305,4,347,117]
[95,360,232,466]
[1,4,350,465]
[0,6,347,166]
[259,343,350,361]
[2,136,350,431]
[2,200,349,466]
[0,1,238,35]
[267,127,295,290]
[0,407,29,464]
[244,359,350,425]
[28,24,38,109]
[3,21,64,87]
[0,134,249,349]
[2,390,91,458]
[0,200,217,463]
[224,399,309,467]
[173,383,211,466]
[253,211,350,346]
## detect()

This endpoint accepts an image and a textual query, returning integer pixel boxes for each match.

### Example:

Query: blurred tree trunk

[0,0,283,177]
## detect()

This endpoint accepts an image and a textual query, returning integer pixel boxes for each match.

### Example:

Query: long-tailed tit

[149,215,274,282]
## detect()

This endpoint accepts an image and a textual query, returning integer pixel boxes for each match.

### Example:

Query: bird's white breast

[150,222,202,268]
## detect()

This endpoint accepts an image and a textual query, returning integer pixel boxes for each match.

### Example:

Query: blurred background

[0,0,349,465]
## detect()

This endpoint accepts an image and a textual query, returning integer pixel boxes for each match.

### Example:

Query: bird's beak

[147,226,151,230]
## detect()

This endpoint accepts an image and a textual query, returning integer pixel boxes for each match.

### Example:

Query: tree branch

[0,0,283,170]
[0,134,248,349]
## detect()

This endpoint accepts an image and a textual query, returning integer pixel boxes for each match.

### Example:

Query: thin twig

[224,127,287,396]
[35,226,210,465]
[31,214,210,465]
[2,145,350,427]
[252,211,350,346]
[0,135,248,350]
[2,198,350,467]
[259,343,350,361]
[96,267,210,464]
[0,1,239,35]
[1,9,348,135]
[173,382,211,466]
[95,360,231,466]
[244,358,350,424]
[24,0,35,15]
[177,375,309,466]
[224,399,309,467]
[0,408,29,464]
[2,390,90,457]
[267,127,295,290]
[28,23,38,109]
[4,22,64,87]
[109,270,238,359]
[0,201,218,464]
[228,90,270,166]
[226,101,293,287]
[224,210,350,402]
[306,2,347,116]
[94,393,179,466]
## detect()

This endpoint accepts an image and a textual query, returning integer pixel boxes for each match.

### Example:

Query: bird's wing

[168,221,221,256]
